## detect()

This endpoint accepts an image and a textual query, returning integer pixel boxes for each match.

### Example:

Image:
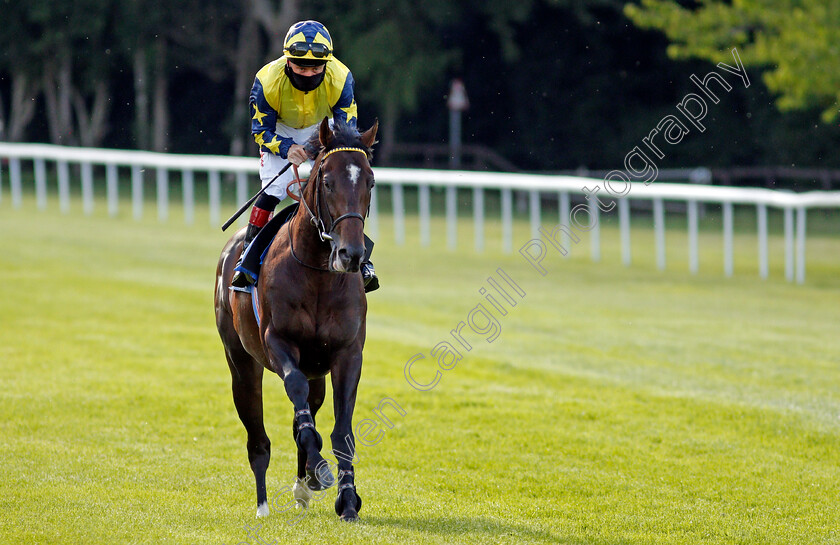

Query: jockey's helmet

[283,21,333,66]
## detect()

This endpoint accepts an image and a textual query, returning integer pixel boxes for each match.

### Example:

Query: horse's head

[310,118,378,273]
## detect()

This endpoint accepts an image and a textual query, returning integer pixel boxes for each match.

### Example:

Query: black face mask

[285,64,326,92]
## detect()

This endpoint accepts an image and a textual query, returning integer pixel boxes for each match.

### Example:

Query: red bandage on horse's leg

[248,206,272,228]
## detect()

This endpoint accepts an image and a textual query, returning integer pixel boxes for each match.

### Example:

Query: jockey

[231,20,379,291]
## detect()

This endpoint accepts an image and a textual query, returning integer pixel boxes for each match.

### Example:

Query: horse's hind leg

[226,349,272,518]
[292,377,325,507]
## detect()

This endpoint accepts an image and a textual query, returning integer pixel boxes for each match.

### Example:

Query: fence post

[107,163,119,217]
[208,170,220,227]
[235,172,248,226]
[529,190,540,240]
[393,182,405,246]
[558,191,570,257]
[688,200,699,274]
[34,158,47,210]
[182,169,195,225]
[501,188,512,254]
[81,162,94,215]
[446,186,457,250]
[132,165,144,220]
[589,198,600,262]
[783,207,794,282]
[619,197,630,266]
[653,198,665,270]
[474,187,484,252]
[419,184,430,247]
[795,206,806,284]
[757,204,768,279]
[156,168,169,221]
[10,158,22,208]
[723,202,733,277]
[58,161,70,214]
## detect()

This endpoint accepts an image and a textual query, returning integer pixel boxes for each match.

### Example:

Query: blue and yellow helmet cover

[283,20,334,63]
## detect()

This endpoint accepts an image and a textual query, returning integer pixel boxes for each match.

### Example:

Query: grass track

[0,196,839,545]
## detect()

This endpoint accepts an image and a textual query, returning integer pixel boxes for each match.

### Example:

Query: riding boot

[361,261,379,293]
[231,206,273,288]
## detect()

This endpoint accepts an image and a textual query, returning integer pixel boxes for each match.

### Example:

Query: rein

[288,147,369,272]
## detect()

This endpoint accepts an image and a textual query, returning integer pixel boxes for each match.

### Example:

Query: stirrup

[362,262,379,293]
[231,268,255,288]
[230,243,255,288]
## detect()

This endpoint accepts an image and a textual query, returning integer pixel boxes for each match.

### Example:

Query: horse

[214,118,378,522]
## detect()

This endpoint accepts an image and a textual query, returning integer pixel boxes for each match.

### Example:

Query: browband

[321,147,368,161]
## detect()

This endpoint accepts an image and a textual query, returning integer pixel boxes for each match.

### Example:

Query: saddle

[234,203,373,288]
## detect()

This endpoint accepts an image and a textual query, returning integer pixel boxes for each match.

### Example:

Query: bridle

[295,147,369,242]
[289,147,370,271]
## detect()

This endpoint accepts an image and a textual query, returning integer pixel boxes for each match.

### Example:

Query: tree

[625,0,840,122]
[226,0,300,157]
[26,0,117,147]
[312,0,457,163]
[153,0,301,156]
[315,0,550,164]
[0,1,43,141]
[115,0,181,151]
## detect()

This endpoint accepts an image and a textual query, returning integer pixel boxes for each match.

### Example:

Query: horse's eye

[369,177,376,189]
[323,177,332,191]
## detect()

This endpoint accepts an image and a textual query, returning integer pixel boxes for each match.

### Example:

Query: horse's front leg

[264,331,334,492]
[329,346,363,521]
[292,377,325,508]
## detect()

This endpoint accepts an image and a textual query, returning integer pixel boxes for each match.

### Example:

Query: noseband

[297,147,368,243]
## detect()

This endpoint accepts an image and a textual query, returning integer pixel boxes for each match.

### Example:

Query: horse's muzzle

[335,244,365,273]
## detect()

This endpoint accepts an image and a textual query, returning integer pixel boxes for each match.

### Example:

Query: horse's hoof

[306,462,335,490]
[339,511,359,522]
[293,478,313,508]
[256,501,270,518]
[335,487,362,519]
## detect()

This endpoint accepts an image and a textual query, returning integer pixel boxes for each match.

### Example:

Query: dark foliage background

[1,0,838,171]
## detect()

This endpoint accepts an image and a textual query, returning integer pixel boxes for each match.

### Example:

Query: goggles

[286,41,332,58]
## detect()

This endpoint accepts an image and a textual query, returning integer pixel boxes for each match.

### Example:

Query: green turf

[0,193,838,545]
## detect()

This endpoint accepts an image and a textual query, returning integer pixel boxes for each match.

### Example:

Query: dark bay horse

[214,118,378,521]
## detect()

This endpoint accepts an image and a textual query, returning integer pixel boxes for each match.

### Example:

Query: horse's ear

[361,118,379,150]
[319,117,333,148]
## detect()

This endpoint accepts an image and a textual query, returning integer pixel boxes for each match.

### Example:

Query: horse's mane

[287,121,373,203]
[304,121,373,160]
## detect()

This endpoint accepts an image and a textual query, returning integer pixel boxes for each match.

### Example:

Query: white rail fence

[2,143,838,284]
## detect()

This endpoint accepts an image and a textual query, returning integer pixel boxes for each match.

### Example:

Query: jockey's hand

[287,144,308,166]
